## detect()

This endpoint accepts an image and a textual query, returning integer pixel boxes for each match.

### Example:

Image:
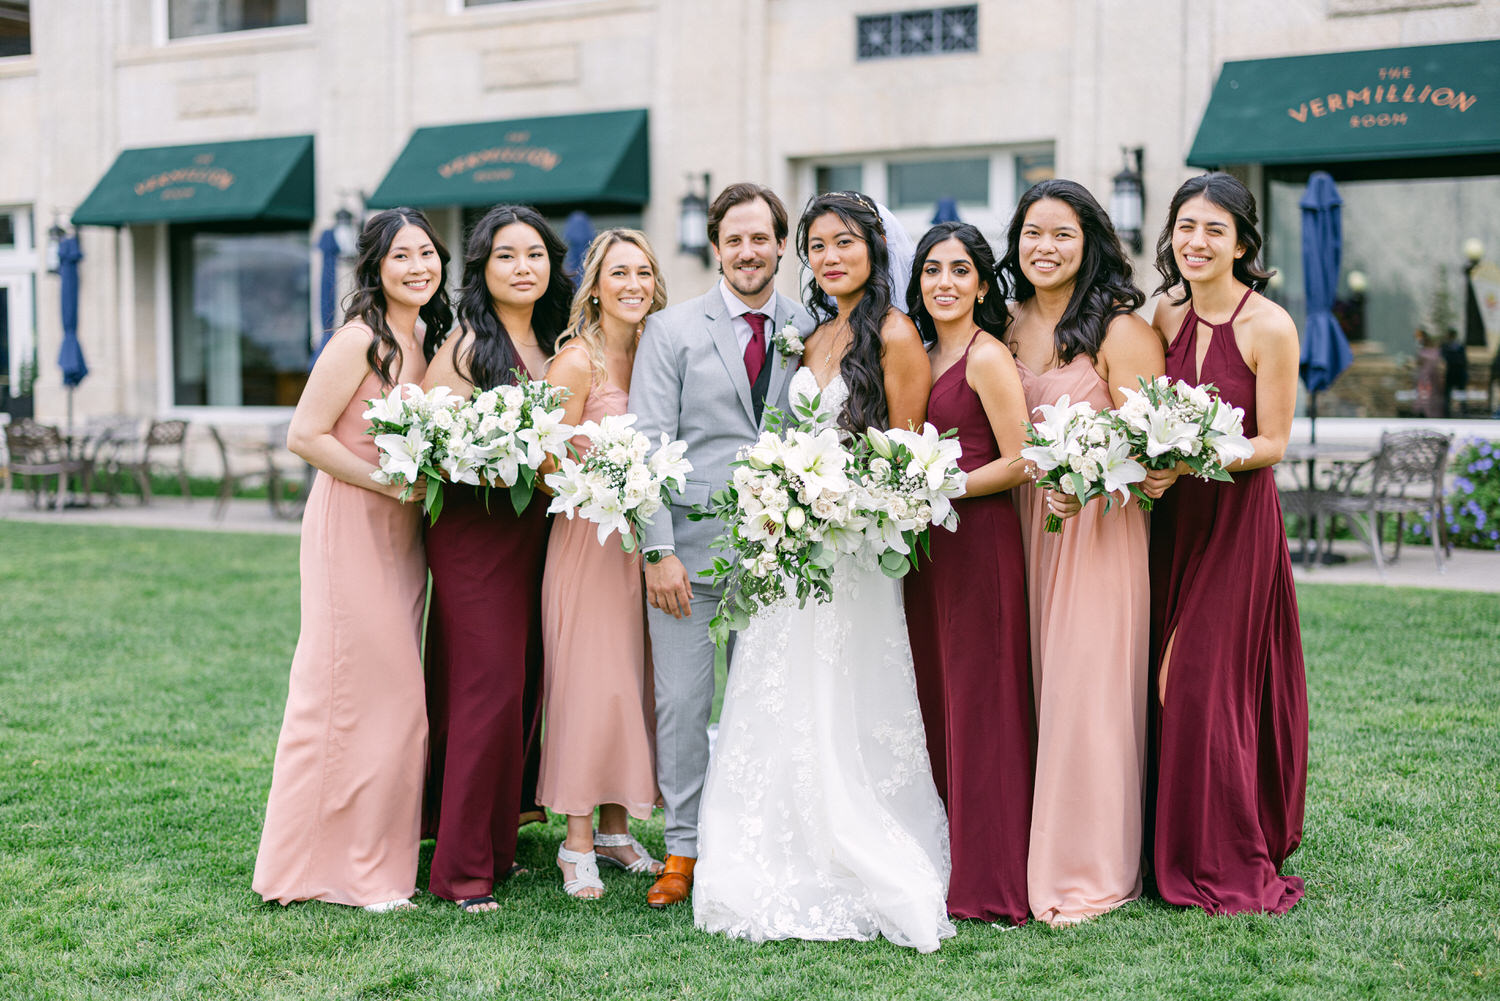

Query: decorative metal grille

[858,6,977,61]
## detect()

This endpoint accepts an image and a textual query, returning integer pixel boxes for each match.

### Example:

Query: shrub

[1405,437,1500,551]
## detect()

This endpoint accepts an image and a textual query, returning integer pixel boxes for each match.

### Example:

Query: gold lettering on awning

[437,145,562,180]
[134,166,236,196]
[1284,65,1479,131]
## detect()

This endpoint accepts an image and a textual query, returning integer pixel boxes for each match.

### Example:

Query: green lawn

[0,523,1496,1000]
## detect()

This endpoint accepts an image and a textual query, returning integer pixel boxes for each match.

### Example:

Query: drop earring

[977,293,986,304]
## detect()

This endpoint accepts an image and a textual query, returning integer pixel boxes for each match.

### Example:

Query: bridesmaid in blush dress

[1141,173,1307,916]
[537,230,667,899]
[901,222,1033,925]
[998,180,1163,926]
[421,205,574,912]
[253,208,451,912]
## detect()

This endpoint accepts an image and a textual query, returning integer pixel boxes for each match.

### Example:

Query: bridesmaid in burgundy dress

[901,222,1034,925]
[1142,172,1308,916]
[421,205,575,912]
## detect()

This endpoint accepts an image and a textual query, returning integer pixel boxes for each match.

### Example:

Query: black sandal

[456,895,497,913]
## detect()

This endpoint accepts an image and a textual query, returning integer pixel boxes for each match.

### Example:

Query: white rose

[785,506,807,532]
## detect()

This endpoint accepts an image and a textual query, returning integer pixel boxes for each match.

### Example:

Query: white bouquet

[1020,395,1147,532]
[1111,376,1254,508]
[691,420,866,665]
[365,374,572,522]
[465,375,573,515]
[854,423,967,578]
[543,413,692,553]
[364,382,465,519]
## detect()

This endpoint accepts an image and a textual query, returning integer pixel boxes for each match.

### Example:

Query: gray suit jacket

[629,284,815,579]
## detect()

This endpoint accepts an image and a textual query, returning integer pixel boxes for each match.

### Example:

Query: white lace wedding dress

[692,368,955,953]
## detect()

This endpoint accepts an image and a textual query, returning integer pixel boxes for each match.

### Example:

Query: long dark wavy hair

[998,179,1144,366]
[796,191,893,434]
[451,204,573,390]
[1153,172,1275,304]
[906,221,1009,345]
[342,207,453,388]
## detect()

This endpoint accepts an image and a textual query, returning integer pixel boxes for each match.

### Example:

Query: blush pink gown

[254,349,428,907]
[537,369,659,819]
[1016,353,1150,926]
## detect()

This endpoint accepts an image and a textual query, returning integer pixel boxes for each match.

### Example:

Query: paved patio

[3,492,1496,592]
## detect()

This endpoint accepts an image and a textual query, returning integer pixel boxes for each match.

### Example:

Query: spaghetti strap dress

[536,354,660,819]
[423,369,551,903]
[902,331,1033,925]
[1149,288,1308,916]
[253,345,428,907]
[1016,353,1150,926]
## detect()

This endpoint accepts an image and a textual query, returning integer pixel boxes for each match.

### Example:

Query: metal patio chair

[1319,429,1453,578]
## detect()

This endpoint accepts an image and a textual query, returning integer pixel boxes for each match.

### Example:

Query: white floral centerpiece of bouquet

[465,377,573,514]
[1021,394,1147,532]
[365,372,572,522]
[1110,376,1254,508]
[690,398,867,666]
[543,413,692,553]
[854,424,967,578]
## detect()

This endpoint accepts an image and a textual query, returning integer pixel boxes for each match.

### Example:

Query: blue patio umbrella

[563,211,596,278]
[1298,171,1353,443]
[56,234,87,435]
[931,198,961,224]
[311,227,340,366]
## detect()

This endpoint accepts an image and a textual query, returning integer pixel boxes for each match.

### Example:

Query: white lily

[372,426,428,483]
[1098,431,1148,499]
[781,428,851,500]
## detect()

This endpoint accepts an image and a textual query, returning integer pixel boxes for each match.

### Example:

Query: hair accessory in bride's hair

[824,191,884,234]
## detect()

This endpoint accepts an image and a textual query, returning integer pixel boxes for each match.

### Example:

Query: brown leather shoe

[646,854,696,908]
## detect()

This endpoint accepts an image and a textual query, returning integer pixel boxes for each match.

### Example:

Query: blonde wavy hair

[556,228,668,382]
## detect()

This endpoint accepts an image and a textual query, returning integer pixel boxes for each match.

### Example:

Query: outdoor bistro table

[1278,441,1376,565]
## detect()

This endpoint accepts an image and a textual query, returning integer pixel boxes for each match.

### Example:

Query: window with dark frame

[167,0,307,41]
[858,5,977,61]
[0,1,30,58]
[169,225,312,408]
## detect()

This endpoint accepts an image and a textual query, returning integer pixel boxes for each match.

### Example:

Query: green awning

[72,135,314,227]
[368,109,648,209]
[1187,40,1500,168]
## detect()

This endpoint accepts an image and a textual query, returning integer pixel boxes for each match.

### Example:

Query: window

[1015,152,1056,195]
[803,145,1054,253]
[857,6,977,61]
[167,0,307,40]
[815,164,864,196]
[170,227,311,407]
[0,1,30,58]
[1267,174,1500,420]
[886,157,989,210]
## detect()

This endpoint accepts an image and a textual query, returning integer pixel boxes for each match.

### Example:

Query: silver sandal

[593,830,663,874]
[556,843,605,898]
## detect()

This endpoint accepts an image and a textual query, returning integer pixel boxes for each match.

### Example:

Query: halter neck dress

[1149,288,1308,915]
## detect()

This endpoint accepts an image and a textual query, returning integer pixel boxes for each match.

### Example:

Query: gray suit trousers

[648,582,733,858]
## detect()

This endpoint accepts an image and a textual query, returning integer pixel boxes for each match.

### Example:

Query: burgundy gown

[1149,289,1308,915]
[423,464,549,902]
[903,332,1034,924]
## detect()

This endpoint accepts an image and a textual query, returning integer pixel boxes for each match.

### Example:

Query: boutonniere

[771,321,805,368]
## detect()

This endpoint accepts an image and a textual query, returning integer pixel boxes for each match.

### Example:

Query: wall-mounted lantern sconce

[45,214,67,274]
[1109,147,1145,255]
[678,172,712,266]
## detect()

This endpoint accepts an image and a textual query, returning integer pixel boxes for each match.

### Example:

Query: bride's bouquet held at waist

[689,401,867,665]
[1111,376,1254,509]
[691,394,967,663]
[364,373,572,523]
[1021,395,1146,533]
[543,413,693,554]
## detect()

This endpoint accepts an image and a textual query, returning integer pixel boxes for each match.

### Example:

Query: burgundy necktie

[743,312,768,385]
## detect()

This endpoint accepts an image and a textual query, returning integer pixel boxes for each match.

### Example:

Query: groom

[629,182,814,908]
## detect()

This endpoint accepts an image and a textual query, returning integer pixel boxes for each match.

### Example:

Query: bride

[693,192,956,953]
